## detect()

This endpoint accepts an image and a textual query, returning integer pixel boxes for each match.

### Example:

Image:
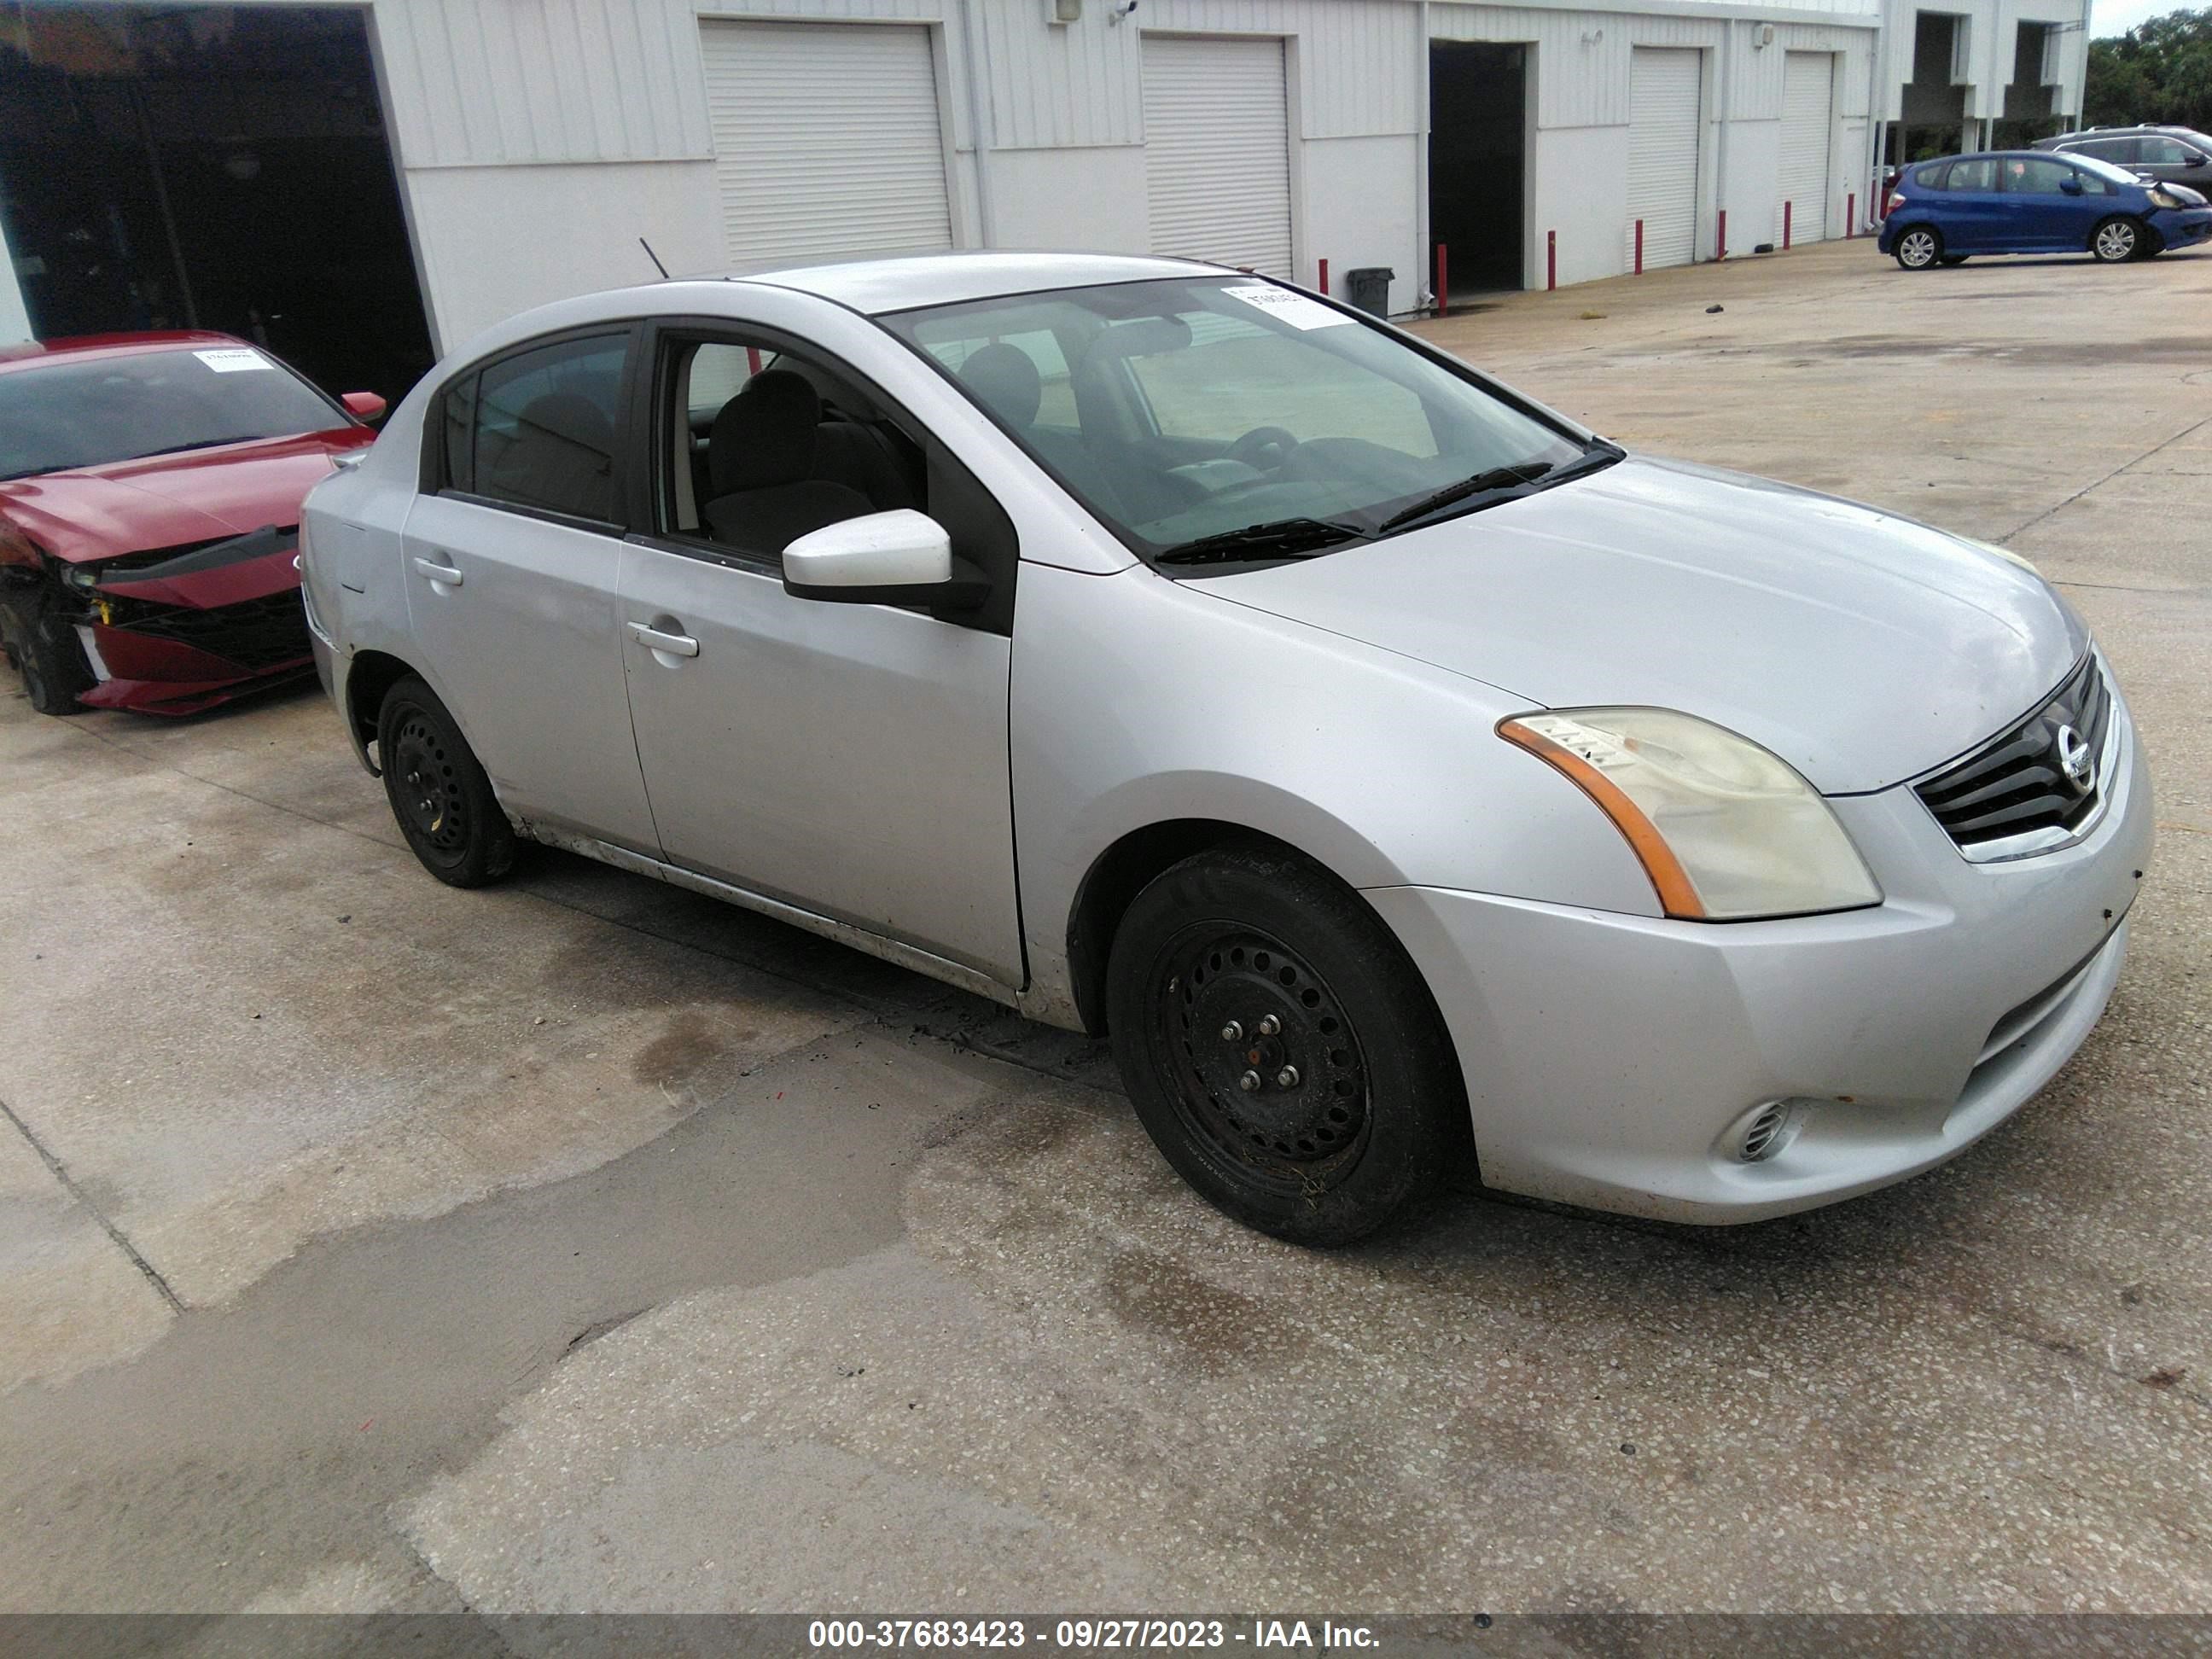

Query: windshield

[881,277,1595,561]
[2070,153,2144,187]
[0,346,346,480]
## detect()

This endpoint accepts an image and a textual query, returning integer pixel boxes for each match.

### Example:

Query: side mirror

[2186,152,2208,166]
[2059,176,2084,195]
[341,391,388,423]
[782,509,987,610]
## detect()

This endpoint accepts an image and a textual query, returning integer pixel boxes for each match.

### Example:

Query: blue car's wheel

[1894,225,1941,270]
[2092,217,2141,263]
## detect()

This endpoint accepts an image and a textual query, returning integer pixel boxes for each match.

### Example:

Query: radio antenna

[639,237,670,280]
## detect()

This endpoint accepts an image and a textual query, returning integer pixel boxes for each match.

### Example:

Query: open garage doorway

[1429,41,1528,299]
[0,4,434,403]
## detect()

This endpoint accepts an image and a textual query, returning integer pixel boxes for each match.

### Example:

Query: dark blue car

[1878,148,2212,269]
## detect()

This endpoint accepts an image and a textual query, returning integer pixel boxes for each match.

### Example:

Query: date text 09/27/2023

[806,1618,1384,1650]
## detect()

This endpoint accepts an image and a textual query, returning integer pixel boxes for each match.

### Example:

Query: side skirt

[519,822,1024,1011]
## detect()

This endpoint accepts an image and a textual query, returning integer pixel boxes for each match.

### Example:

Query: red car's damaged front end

[0,333,381,717]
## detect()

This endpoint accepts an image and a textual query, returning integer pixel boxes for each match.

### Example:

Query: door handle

[413,556,463,587]
[627,620,699,658]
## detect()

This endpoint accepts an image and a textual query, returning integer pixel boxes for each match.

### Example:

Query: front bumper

[1366,690,2152,1224]
[73,536,313,716]
[2153,207,2212,247]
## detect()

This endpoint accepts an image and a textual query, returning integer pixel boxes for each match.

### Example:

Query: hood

[1201,455,2085,795]
[0,429,370,565]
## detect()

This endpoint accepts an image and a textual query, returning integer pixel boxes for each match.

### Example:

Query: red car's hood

[0,429,370,563]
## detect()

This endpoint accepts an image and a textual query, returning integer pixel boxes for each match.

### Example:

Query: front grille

[123,590,311,672]
[1915,654,2114,859]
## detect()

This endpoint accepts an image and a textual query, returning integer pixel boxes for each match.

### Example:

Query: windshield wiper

[1377,462,1555,533]
[1155,517,1367,567]
[1377,442,1626,534]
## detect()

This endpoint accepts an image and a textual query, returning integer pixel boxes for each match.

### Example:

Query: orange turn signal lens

[1498,716,1707,919]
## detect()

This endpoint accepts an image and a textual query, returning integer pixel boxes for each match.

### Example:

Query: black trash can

[1344,267,1394,318]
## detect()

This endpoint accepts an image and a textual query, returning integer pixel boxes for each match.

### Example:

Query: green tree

[2086,9,2212,131]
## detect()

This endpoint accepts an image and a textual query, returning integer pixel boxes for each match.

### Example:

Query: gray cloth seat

[958,342,1103,506]
[702,370,873,558]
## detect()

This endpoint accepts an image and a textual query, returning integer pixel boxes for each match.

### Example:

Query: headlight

[1498,707,1883,921]
[2149,188,2184,210]
[62,564,101,590]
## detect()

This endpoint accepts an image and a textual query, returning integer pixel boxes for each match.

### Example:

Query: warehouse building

[0,0,2083,399]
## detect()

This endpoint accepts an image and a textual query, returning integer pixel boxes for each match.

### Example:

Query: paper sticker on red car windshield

[1220,285,1352,330]
[194,348,273,373]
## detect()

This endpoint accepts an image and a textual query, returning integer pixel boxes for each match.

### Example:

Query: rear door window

[1943,158,1998,192]
[463,334,630,524]
[2075,137,2140,164]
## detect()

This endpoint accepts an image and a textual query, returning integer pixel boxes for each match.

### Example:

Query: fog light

[1726,1098,1811,1163]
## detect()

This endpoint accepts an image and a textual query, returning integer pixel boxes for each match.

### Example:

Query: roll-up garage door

[1627,47,1703,269]
[1778,52,1834,244]
[700,20,952,269]
[1143,35,1293,276]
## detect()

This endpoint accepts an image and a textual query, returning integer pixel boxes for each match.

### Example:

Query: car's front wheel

[1104,846,1465,1244]
[376,675,517,888]
[0,591,93,715]
[2091,217,2143,263]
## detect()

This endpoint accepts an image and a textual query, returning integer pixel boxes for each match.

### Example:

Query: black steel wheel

[376,675,516,888]
[1105,846,1466,1244]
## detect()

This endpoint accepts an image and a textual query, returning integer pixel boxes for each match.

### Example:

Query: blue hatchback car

[1878,148,2212,269]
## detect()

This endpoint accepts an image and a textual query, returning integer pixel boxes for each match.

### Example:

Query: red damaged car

[0,331,386,716]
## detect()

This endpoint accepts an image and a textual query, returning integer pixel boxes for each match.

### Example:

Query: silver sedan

[300,253,2151,1243]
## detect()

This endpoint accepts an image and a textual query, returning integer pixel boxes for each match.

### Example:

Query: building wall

[0,0,1899,348]
[1875,0,2088,128]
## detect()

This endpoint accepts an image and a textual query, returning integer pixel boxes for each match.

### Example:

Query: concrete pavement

[2,236,2206,1615]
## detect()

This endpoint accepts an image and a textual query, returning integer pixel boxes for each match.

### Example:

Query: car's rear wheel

[2091,217,2142,263]
[0,591,94,715]
[376,675,517,888]
[1894,226,1942,270]
[1104,846,1465,1245]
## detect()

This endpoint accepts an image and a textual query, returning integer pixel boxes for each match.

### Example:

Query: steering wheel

[1225,425,1300,472]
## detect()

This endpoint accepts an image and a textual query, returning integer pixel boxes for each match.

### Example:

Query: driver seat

[701,370,872,558]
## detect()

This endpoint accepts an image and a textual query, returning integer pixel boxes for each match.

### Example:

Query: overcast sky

[2088,0,2183,37]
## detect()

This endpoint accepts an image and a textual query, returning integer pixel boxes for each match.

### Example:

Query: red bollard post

[1633,218,1644,275]
[1435,243,1449,314]
[1717,208,1727,261]
[1546,230,1557,291]
[747,346,763,375]
[1784,200,1792,250]
[1318,257,1329,295]
[1846,192,1856,238]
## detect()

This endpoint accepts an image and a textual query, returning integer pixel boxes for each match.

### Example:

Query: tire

[1103,846,1466,1245]
[1893,225,1942,271]
[375,675,517,888]
[0,591,93,715]
[2091,217,2142,263]
[1938,254,1970,266]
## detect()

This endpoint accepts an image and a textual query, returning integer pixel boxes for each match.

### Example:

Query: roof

[0,330,247,375]
[726,250,1225,315]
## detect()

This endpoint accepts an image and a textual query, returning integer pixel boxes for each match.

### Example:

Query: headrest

[710,369,821,495]
[958,343,1043,428]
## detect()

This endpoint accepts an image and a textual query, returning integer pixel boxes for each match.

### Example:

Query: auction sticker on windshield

[194,348,274,372]
[1220,286,1353,330]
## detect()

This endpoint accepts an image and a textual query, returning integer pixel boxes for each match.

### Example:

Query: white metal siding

[1627,47,1701,269]
[1779,52,1833,244]
[700,19,952,269]
[1142,35,1293,276]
